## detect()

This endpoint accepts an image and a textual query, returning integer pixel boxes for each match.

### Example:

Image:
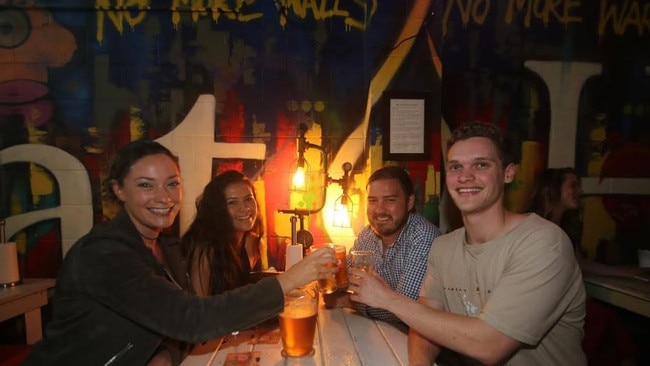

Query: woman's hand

[277,247,337,293]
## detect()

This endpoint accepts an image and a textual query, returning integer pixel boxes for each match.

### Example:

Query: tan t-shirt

[421,214,586,365]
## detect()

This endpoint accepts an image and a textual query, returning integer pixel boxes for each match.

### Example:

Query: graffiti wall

[0,0,648,276]
[0,0,442,275]
[440,0,650,261]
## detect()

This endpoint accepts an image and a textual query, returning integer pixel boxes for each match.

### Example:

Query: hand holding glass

[347,250,374,294]
[308,244,338,294]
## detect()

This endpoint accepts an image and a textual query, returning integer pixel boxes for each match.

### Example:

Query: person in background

[531,167,639,366]
[530,167,644,278]
[324,165,441,324]
[348,121,586,365]
[182,170,265,296]
[24,140,336,366]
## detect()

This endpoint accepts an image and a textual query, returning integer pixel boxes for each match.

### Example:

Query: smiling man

[347,122,587,365]
[324,166,441,324]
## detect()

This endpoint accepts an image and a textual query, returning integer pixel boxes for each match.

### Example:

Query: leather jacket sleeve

[68,233,284,344]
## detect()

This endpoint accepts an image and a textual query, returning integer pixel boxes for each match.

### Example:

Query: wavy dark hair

[181,170,263,294]
[102,140,178,206]
[529,167,577,219]
[529,167,582,246]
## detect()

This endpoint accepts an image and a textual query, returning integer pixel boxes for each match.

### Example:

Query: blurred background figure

[530,167,644,278]
[530,167,639,366]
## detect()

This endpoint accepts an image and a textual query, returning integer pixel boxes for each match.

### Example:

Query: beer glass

[308,244,337,294]
[333,244,348,289]
[279,285,319,358]
[348,250,374,294]
[350,250,374,273]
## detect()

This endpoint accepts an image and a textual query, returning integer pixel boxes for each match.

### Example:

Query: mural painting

[0,0,648,280]
[0,0,442,275]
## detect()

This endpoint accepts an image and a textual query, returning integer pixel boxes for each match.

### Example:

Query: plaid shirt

[349,212,440,323]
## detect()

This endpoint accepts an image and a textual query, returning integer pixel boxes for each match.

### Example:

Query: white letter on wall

[156,94,266,235]
[524,61,601,168]
[1,144,93,255]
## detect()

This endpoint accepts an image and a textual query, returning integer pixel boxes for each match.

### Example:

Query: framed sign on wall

[382,91,432,161]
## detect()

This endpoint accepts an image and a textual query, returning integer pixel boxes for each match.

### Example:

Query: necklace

[139,232,159,242]
[139,232,165,264]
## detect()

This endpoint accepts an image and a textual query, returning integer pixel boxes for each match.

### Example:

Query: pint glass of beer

[279,285,319,358]
[333,244,348,289]
[350,250,374,272]
[348,250,374,294]
[308,244,337,294]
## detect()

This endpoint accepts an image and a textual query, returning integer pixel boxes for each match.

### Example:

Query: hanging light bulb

[332,193,353,228]
[290,156,310,192]
[283,123,356,240]
[292,159,306,189]
[290,123,311,192]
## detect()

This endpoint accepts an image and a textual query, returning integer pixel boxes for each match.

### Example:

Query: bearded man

[324,166,441,324]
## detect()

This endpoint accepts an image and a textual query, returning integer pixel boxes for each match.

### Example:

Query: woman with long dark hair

[182,170,266,296]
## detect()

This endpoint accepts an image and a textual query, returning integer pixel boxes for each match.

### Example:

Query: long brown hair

[529,167,582,246]
[181,170,263,294]
[529,167,577,219]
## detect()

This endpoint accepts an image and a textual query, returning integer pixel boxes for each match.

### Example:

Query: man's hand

[348,268,401,309]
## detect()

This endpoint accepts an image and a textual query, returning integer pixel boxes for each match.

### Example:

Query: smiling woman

[181,170,265,297]
[110,154,182,248]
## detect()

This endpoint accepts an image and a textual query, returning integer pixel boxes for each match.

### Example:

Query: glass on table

[279,284,319,358]
[308,243,338,294]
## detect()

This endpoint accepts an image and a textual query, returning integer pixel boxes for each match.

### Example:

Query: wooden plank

[24,308,43,344]
[0,278,55,345]
[0,290,48,322]
[584,281,650,318]
[0,278,55,305]
[343,309,402,366]
[185,324,322,365]
[181,303,411,366]
[317,305,360,366]
[376,321,408,365]
[0,278,55,322]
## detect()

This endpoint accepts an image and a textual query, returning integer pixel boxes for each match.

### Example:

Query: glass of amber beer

[308,244,337,294]
[350,250,374,274]
[348,250,374,294]
[332,244,348,289]
[279,285,318,358]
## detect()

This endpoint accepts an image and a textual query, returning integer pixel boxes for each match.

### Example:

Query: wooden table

[583,274,650,318]
[0,278,56,344]
[181,302,410,366]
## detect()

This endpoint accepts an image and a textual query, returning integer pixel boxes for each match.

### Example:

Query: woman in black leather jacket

[24,140,336,366]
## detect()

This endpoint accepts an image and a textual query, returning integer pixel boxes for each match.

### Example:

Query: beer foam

[281,305,316,319]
